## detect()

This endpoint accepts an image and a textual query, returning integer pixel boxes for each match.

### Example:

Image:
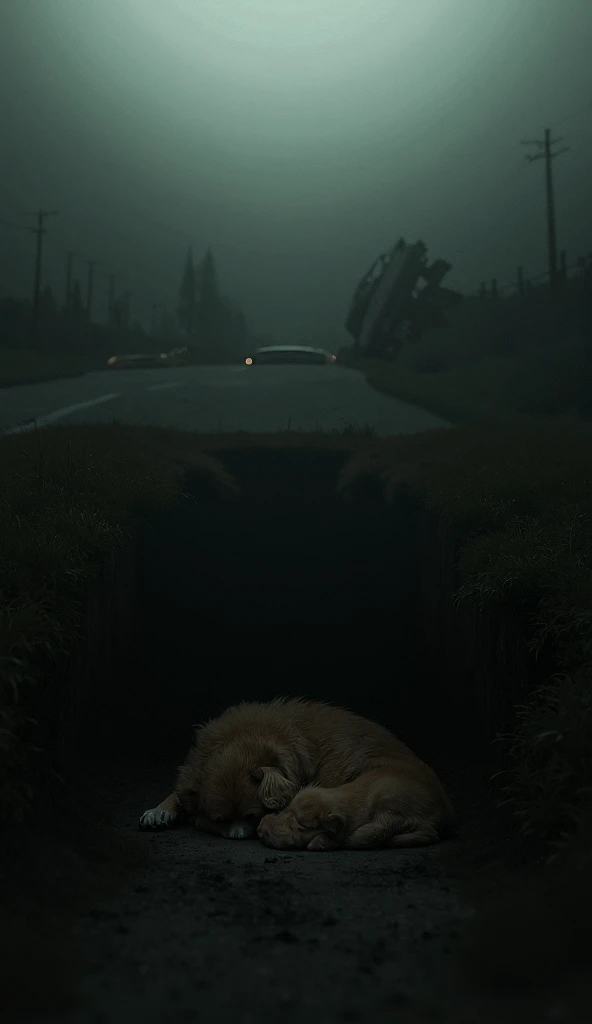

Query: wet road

[0,364,448,436]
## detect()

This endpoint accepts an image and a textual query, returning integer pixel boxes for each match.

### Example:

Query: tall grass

[338,419,592,857]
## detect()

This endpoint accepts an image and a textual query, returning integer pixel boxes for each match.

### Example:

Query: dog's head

[257,787,347,849]
[177,735,311,840]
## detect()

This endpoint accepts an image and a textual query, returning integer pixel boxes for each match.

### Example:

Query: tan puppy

[139,698,453,841]
[140,699,316,839]
[257,763,454,851]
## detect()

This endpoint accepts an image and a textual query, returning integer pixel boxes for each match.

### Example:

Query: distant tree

[177,246,197,339]
[195,246,220,346]
[175,244,248,362]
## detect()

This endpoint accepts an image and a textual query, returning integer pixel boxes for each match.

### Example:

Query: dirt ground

[3,756,590,1024]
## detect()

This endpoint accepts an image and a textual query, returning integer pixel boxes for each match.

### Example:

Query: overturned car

[345,238,463,359]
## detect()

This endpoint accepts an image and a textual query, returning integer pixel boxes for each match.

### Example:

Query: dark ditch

[3,446,568,1023]
[92,446,452,763]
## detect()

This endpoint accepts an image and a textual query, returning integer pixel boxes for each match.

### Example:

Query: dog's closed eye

[294,817,317,831]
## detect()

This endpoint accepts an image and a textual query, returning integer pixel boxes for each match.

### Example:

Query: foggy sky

[1,0,591,344]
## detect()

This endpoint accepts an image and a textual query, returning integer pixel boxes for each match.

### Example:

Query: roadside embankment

[1,419,591,1001]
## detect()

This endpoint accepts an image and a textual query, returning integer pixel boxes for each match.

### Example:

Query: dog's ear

[252,765,297,811]
[323,811,346,836]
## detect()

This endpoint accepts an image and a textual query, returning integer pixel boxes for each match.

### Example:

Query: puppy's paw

[139,807,177,831]
[306,834,335,851]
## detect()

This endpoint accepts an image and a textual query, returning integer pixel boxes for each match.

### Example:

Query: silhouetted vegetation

[0,243,250,385]
[0,423,239,819]
[176,244,248,363]
[0,293,151,385]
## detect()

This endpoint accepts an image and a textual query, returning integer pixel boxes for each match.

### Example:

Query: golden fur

[140,698,454,843]
[257,762,454,851]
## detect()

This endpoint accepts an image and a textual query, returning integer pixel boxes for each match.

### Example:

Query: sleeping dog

[139,698,453,844]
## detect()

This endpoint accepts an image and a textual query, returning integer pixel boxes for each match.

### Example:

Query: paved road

[0,364,448,436]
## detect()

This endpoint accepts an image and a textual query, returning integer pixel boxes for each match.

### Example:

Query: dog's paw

[306,834,335,851]
[139,807,177,830]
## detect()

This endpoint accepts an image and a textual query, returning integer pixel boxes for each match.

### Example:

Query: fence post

[517,266,524,296]
[491,278,498,300]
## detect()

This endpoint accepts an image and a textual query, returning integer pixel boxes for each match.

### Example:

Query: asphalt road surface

[0,363,448,436]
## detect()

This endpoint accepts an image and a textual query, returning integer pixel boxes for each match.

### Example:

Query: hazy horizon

[1,0,591,343]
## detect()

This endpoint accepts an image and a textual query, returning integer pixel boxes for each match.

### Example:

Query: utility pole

[521,128,569,289]
[22,208,58,339]
[85,259,101,322]
[64,250,77,312]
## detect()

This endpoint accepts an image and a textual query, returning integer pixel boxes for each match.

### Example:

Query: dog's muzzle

[227,822,254,840]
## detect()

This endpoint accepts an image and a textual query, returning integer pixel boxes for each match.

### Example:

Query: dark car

[107,346,190,370]
[244,345,337,366]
